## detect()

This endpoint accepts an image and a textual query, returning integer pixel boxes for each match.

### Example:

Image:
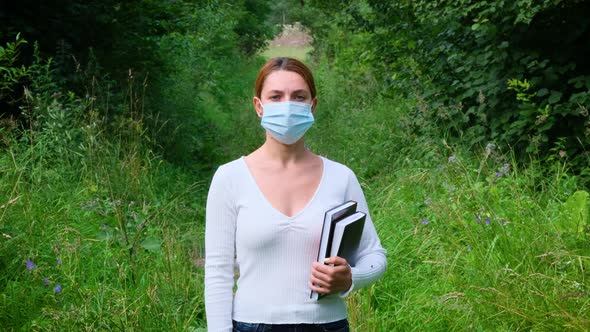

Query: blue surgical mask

[260,101,314,144]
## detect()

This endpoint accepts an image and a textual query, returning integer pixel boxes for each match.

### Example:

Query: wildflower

[25,260,35,270]
[502,163,511,173]
[54,285,62,294]
[467,245,471,252]
[495,171,503,177]
[485,143,496,155]
[450,186,456,191]
[484,218,490,225]
[57,258,62,265]
[422,218,429,225]
[43,278,49,286]
[448,155,456,163]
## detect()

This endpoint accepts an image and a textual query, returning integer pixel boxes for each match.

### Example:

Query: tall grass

[0,59,210,330]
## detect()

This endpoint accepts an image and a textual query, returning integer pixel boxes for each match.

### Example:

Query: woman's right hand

[309,256,353,294]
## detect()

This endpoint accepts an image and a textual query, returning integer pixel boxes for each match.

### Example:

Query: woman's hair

[254,57,316,99]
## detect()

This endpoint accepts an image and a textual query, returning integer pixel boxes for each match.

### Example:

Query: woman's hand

[309,256,352,294]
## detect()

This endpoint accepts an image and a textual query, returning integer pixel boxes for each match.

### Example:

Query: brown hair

[254,57,316,99]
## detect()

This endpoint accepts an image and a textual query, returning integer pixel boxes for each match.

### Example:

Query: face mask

[260,101,314,145]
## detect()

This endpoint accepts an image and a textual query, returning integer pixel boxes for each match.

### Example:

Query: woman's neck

[250,135,312,166]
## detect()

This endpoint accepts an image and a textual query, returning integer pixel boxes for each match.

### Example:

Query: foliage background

[1,0,589,331]
[305,0,590,180]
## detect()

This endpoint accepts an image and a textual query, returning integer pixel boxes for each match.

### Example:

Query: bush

[305,0,590,179]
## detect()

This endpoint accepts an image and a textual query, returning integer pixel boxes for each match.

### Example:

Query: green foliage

[305,0,590,179]
[561,190,589,236]
[1,0,274,165]
[0,36,208,330]
[234,0,274,55]
[3,2,590,330]
[0,33,29,104]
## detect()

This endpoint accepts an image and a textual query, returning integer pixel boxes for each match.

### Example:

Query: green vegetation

[304,0,590,179]
[1,0,589,331]
[261,45,312,61]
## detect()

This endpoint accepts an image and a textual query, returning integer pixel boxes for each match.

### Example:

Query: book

[310,200,358,300]
[329,211,366,261]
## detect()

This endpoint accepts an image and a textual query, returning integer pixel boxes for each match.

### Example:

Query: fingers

[309,257,352,294]
[324,256,348,266]
[308,280,330,294]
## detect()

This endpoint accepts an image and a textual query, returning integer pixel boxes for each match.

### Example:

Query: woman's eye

[295,95,306,100]
[270,95,280,101]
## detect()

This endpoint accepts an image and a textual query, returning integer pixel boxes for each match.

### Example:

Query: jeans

[232,319,349,332]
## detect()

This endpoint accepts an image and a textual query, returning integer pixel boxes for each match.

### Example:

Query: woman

[205,57,387,332]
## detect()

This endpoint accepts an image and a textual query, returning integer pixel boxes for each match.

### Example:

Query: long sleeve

[205,166,237,332]
[342,169,387,294]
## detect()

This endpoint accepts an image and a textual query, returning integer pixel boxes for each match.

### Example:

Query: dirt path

[268,23,312,48]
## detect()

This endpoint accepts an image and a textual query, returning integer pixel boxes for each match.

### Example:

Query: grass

[260,45,313,60]
[1,44,589,331]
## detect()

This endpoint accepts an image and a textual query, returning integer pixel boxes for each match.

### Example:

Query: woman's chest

[250,168,322,218]
[234,187,346,252]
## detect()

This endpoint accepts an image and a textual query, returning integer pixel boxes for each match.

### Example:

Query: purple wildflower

[43,278,49,286]
[496,171,503,177]
[422,218,429,225]
[25,260,35,271]
[484,218,490,225]
[54,285,62,294]
[57,258,62,265]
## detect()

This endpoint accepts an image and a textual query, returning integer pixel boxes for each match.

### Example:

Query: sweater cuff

[339,280,355,298]
[339,263,355,298]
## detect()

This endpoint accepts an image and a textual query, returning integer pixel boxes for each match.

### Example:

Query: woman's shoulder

[211,156,246,180]
[319,155,356,178]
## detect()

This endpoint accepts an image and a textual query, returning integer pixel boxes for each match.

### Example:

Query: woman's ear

[311,97,318,114]
[253,97,263,118]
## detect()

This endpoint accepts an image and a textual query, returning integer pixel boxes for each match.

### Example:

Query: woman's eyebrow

[290,89,309,95]
[266,90,285,95]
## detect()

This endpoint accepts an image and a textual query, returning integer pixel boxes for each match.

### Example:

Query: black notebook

[310,200,359,300]
[329,212,366,261]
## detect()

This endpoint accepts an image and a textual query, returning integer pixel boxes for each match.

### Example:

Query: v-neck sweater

[204,156,387,331]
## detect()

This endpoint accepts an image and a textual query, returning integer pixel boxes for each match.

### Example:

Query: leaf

[537,88,548,97]
[558,190,589,235]
[548,91,562,104]
[97,229,113,241]
[141,236,162,252]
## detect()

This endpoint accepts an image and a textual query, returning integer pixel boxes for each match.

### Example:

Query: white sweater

[204,156,387,331]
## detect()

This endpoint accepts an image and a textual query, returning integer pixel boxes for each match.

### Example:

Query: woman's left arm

[308,166,387,297]
[340,169,387,296]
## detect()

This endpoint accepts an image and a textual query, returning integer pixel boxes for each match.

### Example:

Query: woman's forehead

[263,70,309,92]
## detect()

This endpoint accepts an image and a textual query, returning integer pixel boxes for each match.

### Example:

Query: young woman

[205,57,387,332]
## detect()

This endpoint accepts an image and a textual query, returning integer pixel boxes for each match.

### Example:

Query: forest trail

[262,23,313,60]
